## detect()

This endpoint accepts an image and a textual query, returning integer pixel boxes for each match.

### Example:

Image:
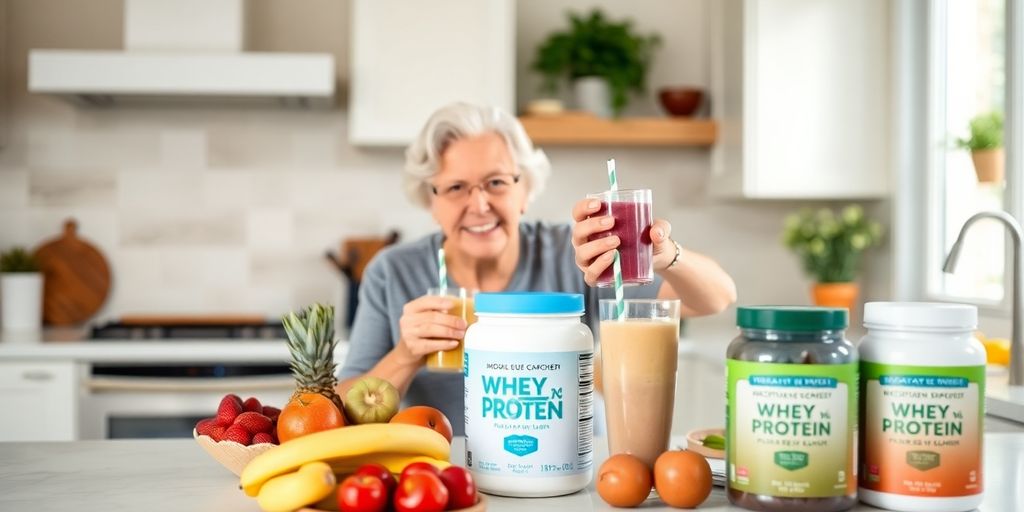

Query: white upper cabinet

[710,0,890,199]
[349,0,515,146]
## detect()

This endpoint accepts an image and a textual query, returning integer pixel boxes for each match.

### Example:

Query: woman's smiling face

[430,132,528,261]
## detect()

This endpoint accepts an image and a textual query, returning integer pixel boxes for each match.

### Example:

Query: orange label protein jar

[727,307,857,512]
[859,302,985,512]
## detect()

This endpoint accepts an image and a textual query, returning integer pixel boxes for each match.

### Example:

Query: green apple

[344,376,401,424]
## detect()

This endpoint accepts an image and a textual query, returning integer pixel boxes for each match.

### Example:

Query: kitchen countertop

[1,434,1021,512]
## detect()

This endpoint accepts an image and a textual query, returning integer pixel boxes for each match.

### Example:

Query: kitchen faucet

[943,211,1024,386]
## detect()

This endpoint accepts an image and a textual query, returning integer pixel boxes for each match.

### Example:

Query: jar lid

[737,306,848,331]
[864,302,977,330]
[475,292,584,315]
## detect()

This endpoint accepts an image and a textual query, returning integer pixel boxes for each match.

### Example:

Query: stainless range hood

[28,0,335,108]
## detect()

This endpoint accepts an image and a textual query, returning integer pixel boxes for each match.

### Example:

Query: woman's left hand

[572,198,678,281]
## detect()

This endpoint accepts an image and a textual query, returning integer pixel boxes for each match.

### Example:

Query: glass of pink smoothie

[586,189,654,287]
[599,299,680,469]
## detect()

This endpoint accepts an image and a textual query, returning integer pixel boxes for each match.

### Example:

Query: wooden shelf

[518,113,717,146]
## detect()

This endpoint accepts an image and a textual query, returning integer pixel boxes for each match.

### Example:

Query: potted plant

[531,9,661,118]
[782,206,884,312]
[1,247,43,332]
[956,111,1004,183]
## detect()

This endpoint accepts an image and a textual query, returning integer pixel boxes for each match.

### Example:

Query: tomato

[276,392,346,443]
[596,454,652,508]
[354,463,397,495]
[394,473,449,512]
[400,461,440,482]
[390,406,453,443]
[653,450,712,508]
[438,466,476,510]
[337,474,388,512]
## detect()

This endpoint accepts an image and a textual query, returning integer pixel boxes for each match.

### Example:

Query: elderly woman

[338,103,736,432]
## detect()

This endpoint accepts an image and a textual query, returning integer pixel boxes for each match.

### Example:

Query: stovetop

[89,321,287,340]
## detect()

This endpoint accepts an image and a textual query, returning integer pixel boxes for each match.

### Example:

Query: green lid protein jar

[726,307,858,512]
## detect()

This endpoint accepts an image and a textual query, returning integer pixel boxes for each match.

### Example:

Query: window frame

[895,0,1023,315]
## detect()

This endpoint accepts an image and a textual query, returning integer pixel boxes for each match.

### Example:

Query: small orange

[276,392,346,443]
[390,406,453,443]
[653,450,712,508]
[597,454,652,507]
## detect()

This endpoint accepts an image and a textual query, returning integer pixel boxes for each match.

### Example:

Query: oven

[79,320,296,439]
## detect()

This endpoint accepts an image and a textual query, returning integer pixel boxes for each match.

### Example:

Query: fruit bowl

[298,493,488,512]
[193,429,277,476]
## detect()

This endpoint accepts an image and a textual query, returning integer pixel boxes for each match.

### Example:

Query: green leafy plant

[782,206,884,283]
[0,247,40,273]
[531,9,661,116]
[955,111,1003,151]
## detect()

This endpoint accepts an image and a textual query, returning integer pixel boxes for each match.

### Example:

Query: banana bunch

[241,423,451,497]
[256,462,336,512]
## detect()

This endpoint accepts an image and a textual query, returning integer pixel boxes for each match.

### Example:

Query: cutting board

[33,219,111,326]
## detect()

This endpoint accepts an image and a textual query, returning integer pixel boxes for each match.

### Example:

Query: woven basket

[193,429,277,476]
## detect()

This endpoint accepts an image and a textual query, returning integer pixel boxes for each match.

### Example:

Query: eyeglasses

[430,174,521,202]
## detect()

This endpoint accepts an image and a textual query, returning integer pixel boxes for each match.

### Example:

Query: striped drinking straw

[437,248,447,293]
[607,159,625,321]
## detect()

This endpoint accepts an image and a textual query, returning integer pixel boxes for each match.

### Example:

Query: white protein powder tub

[859,302,985,512]
[463,292,594,497]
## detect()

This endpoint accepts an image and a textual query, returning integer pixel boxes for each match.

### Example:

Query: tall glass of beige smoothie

[599,299,680,468]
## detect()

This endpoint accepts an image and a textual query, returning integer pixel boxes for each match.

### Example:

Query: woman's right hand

[571,197,620,286]
[396,295,467,366]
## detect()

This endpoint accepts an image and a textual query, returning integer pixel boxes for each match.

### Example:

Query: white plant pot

[573,76,612,118]
[1,273,44,332]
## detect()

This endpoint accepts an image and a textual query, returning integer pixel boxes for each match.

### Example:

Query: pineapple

[278,303,348,442]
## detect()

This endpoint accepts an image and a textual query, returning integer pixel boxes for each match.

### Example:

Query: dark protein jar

[726,306,857,512]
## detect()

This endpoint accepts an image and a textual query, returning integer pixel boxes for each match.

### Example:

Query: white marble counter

[1,434,1022,512]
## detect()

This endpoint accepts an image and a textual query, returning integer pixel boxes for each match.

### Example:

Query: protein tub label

[860,362,984,497]
[727,360,857,498]
[464,349,593,477]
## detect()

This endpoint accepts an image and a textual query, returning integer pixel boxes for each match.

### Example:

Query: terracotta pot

[811,282,859,312]
[971,148,1004,183]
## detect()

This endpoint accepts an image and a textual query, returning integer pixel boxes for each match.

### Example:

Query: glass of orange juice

[426,287,476,372]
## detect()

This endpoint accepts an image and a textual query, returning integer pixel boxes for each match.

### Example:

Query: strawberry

[195,417,218,436]
[242,396,262,413]
[252,432,274,445]
[222,425,251,445]
[234,412,273,434]
[208,425,227,441]
[216,395,244,425]
[261,406,281,421]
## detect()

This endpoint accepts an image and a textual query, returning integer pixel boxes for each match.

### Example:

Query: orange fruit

[276,392,346,443]
[389,406,453,443]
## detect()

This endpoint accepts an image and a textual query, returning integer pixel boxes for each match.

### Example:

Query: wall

[0,0,891,330]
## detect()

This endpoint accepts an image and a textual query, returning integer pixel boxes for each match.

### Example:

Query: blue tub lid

[475,292,584,315]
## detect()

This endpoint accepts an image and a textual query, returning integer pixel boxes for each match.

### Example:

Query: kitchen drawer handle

[22,371,54,382]
[86,376,294,392]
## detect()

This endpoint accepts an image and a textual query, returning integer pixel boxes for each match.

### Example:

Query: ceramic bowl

[686,427,726,459]
[193,429,277,476]
[658,87,704,117]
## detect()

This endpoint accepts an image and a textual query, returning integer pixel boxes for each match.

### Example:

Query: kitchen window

[897,0,1024,310]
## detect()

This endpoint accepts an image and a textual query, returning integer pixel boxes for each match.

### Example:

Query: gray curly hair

[403,102,551,208]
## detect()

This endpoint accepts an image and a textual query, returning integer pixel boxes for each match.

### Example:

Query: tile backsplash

[0,0,892,327]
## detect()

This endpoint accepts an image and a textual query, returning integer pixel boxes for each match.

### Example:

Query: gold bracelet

[664,240,683,270]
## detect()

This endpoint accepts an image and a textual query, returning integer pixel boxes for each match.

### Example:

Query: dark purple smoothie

[589,199,653,286]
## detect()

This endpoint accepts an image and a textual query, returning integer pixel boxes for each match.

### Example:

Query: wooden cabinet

[348,0,515,146]
[710,0,890,199]
[0,361,80,441]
